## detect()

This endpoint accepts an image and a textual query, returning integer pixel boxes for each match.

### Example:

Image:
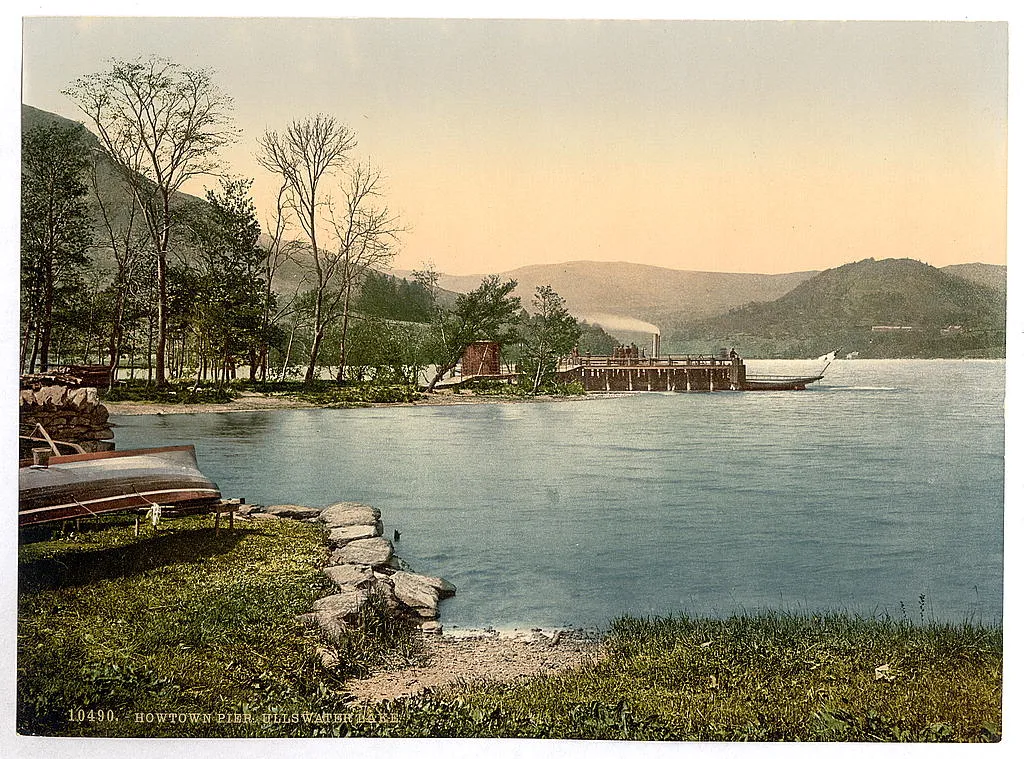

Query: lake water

[112,360,1004,630]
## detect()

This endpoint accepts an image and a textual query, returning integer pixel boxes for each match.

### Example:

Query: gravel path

[344,629,602,703]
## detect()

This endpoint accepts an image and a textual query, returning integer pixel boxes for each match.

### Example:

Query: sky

[16,12,1008,277]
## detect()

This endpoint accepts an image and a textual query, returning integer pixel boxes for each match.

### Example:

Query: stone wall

[19,385,114,453]
[243,501,456,642]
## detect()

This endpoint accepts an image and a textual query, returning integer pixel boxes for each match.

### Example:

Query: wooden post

[229,508,234,530]
[134,516,140,537]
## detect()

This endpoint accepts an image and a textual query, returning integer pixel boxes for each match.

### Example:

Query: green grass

[18,516,1002,740]
[17,514,415,737]
[348,613,1001,741]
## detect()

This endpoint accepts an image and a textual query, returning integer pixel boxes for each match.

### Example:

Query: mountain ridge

[670,257,1005,358]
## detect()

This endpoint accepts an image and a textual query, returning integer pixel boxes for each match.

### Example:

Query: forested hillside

[670,258,1005,358]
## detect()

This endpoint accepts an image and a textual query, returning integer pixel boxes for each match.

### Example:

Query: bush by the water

[101,380,239,404]
[461,378,586,397]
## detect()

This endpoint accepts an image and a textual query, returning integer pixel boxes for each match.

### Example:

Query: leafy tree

[344,317,427,385]
[357,270,433,323]
[65,55,237,384]
[185,178,267,383]
[21,122,94,373]
[577,320,617,357]
[517,285,582,393]
[424,275,521,392]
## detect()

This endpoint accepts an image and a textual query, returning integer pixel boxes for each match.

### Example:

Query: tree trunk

[425,358,460,392]
[155,245,168,385]
[38,257,55,372]
[278,322,297,382]
[305,287,326,384]
[336,282,354,384]
[306,327,325,384]
[146,314,154,384]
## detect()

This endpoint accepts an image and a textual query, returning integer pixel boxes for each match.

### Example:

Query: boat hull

[740,375,824,391]
[19,445,221,527]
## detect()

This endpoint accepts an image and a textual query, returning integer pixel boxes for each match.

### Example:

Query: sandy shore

[105,389,616,416]
[344,628,602,703]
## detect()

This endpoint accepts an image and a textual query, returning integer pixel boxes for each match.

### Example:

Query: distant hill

[420,261,817,335]
[671,258,1005,358]
[942,262,1006,295]
[22,103,93,136]
[22,104,209,270]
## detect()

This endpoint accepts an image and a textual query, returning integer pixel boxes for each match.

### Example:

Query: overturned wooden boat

[19,445,221,527]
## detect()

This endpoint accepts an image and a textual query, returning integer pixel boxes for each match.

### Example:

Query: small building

[461,341,501,377]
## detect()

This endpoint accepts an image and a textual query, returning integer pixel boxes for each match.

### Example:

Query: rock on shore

[243,499,455,639]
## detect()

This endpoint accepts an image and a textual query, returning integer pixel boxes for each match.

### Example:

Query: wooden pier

[557,353,747,392]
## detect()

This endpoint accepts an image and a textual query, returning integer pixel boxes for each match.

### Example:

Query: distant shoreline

[105,390,616,417]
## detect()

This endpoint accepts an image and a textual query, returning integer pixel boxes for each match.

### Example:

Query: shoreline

[105,389,619,416]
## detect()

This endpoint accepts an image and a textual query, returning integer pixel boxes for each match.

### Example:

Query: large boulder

[391,571,441,619]
[319,502,381,529]
[312,588,370,637]
[329,537,393,568]
[261,504,321,520]
[322,563,374,591]
[327,522,382,546]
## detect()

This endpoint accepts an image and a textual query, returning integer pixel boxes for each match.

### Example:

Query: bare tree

[64,55,237,385]
[328,162,403,381]
[256,181,304,381]
[257,115,357,383]
[90,153,150,389]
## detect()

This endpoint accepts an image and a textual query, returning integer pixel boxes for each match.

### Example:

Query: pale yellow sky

[20,17,1008,276]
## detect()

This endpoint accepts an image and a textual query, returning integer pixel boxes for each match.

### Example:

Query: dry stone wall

[19,385,114,453]
[242,501,456,642]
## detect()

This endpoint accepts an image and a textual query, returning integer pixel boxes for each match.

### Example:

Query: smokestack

[653,333,661,359]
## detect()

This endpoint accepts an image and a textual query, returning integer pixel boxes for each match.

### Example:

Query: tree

[577,320,617,357]
[257,114,357,383]
[424,275,521,392]
[64,55,237,385]
[357,270,433,323]
[345,316,427,385]
[185,178,266,383]
[256,180,304,381]
[517,285,582,394]
[327,162,402,381]
[90,146,151,388]
[21,122,94,373]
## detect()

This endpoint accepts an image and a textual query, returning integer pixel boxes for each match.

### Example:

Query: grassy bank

[354,614,1001,741]
[17,514,415,737]
[18,516,1001,740]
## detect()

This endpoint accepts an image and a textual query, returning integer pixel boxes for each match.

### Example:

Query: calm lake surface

[113,360,1004,629]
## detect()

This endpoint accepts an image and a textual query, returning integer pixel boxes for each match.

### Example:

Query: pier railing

[559,354,739,370]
